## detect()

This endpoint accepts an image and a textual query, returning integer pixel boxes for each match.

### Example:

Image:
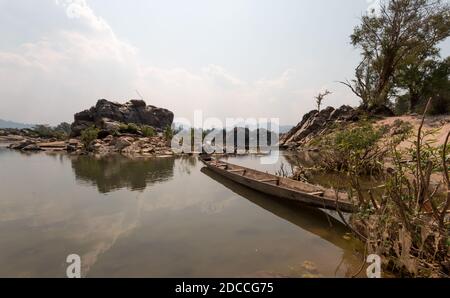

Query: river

[0,145,364,277]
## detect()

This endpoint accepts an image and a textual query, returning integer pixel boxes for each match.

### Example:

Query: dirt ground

[375,114,449,186]
[376,114,450,149]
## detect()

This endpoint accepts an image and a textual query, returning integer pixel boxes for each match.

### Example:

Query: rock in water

[70,99,174,137]
[22,144,42,151]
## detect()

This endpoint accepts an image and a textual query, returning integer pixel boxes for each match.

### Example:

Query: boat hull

[201,158,354,213]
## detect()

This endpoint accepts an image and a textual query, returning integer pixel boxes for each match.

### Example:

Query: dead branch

[439,131,450,228]
[416,97,432,210]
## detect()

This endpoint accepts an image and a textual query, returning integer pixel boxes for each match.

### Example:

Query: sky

[0,0,448,126]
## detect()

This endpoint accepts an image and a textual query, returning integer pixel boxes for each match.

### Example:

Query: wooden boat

[200,156,355,213]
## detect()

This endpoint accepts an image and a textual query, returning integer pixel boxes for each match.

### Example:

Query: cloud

[0,0,355,126]
[58,0,109,30]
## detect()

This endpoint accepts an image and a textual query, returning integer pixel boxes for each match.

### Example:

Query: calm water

[0,145,364,277]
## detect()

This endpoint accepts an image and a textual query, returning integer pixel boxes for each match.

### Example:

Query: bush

[350,120,449,277]
[164,125,174,141]
[119,123,140,134]
[80,126,99,149]
[319,123,388,175]
[141,125,156,137]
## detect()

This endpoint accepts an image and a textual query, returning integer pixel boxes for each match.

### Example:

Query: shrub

[164,125,174,141]
[118,123,140,134]
[80,126,99,149]
[319,123,388,176]
[141,125,156,137]
[347,99,450,277]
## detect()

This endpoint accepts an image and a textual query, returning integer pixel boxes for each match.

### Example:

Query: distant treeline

[175,127,279,153]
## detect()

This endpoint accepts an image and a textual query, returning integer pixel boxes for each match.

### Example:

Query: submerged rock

[22,144,42,151]
[301,261,318,274]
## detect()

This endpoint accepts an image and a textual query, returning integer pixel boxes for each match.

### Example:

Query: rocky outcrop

[71,99,174,137]
[280,105,360,149]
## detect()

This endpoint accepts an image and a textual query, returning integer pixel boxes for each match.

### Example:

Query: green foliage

[32,125,56,138]
[396,57,450,115]
[391,119,413,139]
[344,0,450,111]
[350,118,449,277]
[334,124,385,152]
[141,125,156,137]
[394,95,410,115]
[54,122,71,135]
[164,125,174,141]
[80,126,99,149]
[32,123,70,140]
[319,123,390,175]
[119,123,140,134]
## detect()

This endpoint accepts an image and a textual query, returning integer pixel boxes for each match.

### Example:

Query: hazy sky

[0,0,448,125]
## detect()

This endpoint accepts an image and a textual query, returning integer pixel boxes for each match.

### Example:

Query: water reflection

[201,167,358,253]
[70,155,175,193]
[0,148,364,277]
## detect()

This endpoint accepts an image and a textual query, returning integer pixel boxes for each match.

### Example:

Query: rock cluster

[7,139,78,152]
[280,105,360,149]
[86,134,174,156]
[71,99,174,137]
[7,135,174,157]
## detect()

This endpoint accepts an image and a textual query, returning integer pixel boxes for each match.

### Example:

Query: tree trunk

[409,93,421,113]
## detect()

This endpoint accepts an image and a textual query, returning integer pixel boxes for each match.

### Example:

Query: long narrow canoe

[200,156,355,213]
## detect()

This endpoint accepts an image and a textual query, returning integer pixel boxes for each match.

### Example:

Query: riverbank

[281,105,450,151]
[281,107,450,278]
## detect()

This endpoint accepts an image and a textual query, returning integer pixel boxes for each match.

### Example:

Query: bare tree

[315,90,332,112]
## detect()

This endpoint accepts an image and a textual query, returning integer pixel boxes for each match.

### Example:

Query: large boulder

[70,99,174,137]
[280,105,361,149]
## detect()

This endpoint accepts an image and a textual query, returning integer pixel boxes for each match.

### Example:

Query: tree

[425,57,450,114]
[342,0,450,110]
[54,122,71,135]
[32,124,55,138]
[315,90,332,112]
[397,56,449,114]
